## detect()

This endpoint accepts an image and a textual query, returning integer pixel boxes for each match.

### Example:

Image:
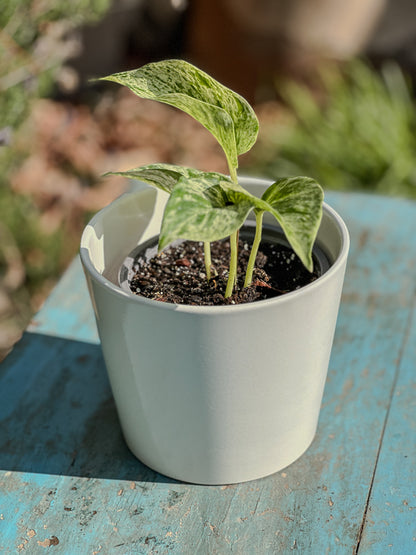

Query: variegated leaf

[104,163,230,194]
[158,175,257,250]
[261,177,324,272]
[101,60,259,176]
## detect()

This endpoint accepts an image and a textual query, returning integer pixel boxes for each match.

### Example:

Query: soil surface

[128,237,322,306]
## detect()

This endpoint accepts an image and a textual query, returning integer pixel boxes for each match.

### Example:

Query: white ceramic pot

[80,177,349,485]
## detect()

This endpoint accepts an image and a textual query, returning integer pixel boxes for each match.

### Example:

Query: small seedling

[101,59,324,298]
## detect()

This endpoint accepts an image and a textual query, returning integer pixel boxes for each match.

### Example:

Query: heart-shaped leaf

[159,174,257,250]
[101,60,259,178]
[261,177,324,271]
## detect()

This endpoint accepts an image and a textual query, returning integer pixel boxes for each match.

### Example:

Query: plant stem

[244,211,264,288]
[229,164,238,184]
[223,162,239,298]
[204,241,211,281]
[225,231,238,298]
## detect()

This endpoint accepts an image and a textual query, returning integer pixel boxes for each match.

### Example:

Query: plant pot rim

[80,177,350,314]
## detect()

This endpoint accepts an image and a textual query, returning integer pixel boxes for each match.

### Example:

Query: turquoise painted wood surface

[0,191,415,554]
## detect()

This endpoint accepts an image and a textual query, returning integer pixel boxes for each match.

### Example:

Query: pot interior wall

[82,188,167,285]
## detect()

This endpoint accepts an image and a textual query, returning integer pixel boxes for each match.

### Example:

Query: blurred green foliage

[0,2,111,235]
[0,0,111,131]
[0,0,111,340]
[247,61,416,199]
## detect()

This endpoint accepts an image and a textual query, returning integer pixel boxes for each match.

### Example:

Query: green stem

[224,162,239,298]
[204,241,211,281]
[225,231,238,298]
[205,161,236,286]
[229,165,238,183]
[244,211,264,288]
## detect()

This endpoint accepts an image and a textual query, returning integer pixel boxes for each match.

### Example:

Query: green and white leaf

[261,177,324,272]
[158,175,257,250]
[100,59,259,177]
[104,163,230,194]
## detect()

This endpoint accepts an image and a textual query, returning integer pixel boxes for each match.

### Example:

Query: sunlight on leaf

[101,60,259,178]
[105,163,230,194]
[261,177,324,271]
[159,175,257,250]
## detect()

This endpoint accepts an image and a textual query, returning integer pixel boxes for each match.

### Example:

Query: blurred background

[1,0,416,359]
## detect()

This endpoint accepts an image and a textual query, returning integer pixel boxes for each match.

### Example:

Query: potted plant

[80,60,349,485]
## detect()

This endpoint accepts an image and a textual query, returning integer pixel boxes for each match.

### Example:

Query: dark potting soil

[128,234,326,306]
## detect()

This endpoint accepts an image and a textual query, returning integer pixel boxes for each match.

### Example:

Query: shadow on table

[0,332,177,484]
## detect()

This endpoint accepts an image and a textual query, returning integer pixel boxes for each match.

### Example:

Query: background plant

[0,0,111,359]
[246,60,416,199]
